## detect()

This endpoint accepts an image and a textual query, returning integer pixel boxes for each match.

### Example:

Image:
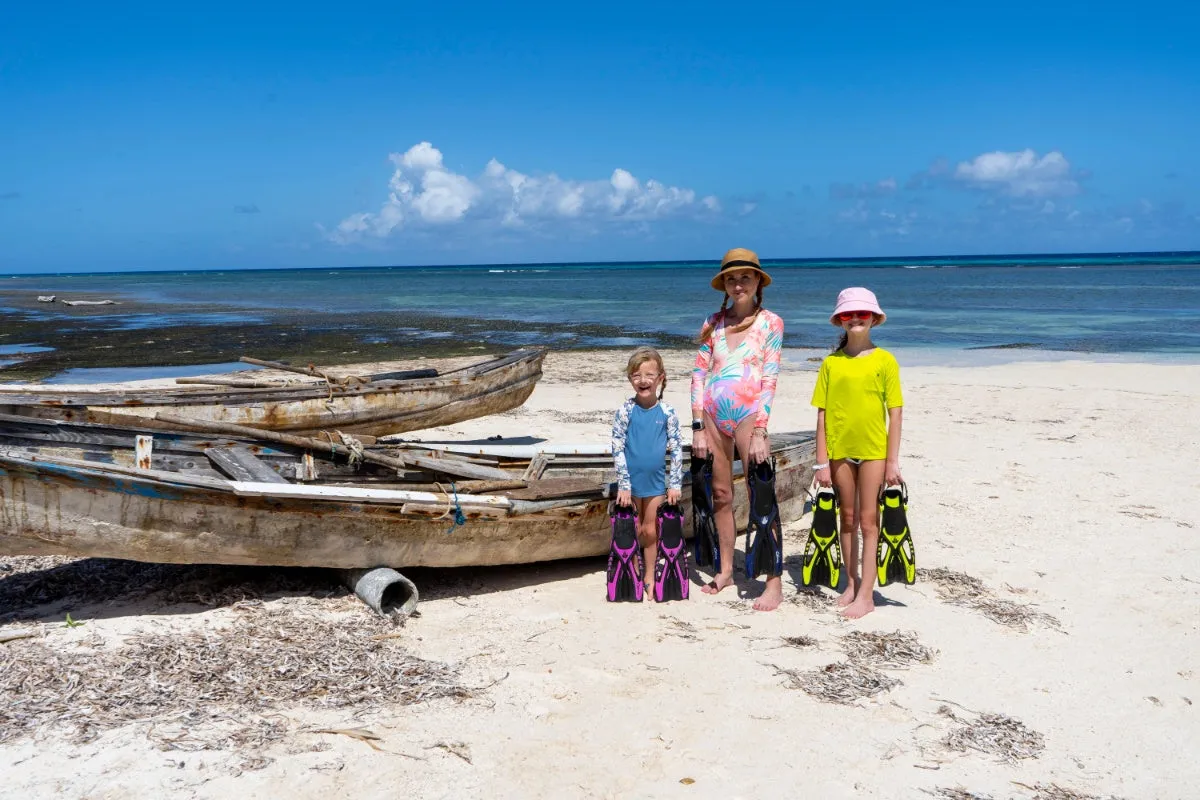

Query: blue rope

[446,481,467,534]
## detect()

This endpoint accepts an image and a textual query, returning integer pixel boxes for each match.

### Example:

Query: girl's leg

[842,459,885,619]
[830,459,861,607]
[700,411,737,594]
[636,495,664,589]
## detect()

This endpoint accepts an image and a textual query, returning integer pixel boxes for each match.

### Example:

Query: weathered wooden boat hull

[0,427,814,569]
[0,348,545,437]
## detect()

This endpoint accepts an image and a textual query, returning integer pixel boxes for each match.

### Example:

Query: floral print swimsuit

[690,309,784,437]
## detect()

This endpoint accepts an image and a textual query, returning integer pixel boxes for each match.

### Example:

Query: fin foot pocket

[654,503,689,602]
[691,455,719,572]
[876,483,916,587]
[801,485,843,590]
[745,458,784,579]
[607,504,645,602]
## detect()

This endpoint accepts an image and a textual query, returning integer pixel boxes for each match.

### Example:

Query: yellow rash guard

[811,347,903,461]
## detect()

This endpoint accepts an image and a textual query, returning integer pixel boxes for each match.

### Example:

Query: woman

[690,248,785,611]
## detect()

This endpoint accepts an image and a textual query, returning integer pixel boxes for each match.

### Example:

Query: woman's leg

[831,459,860,607]
[636,495,663,589]
[842,459,885,619]
[733,418,783,612]
[700,411,737,594]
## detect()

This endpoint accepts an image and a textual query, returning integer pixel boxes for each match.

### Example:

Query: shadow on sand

[0,555,605,624]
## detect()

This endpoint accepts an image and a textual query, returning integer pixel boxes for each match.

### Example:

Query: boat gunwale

[0,348,546,407]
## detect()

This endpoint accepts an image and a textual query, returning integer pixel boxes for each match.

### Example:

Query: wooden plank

[175,377,293,388]
[522,453,549,480]
[504,477,606,501]
[206,445,290,483]
[154,413,521,484]
[0,448,232,491]
[228,481,513,508]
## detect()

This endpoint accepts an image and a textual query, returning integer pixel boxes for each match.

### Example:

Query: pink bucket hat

[830,287,886,326]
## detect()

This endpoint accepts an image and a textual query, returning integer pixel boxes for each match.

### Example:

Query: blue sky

[1,1,1198,273]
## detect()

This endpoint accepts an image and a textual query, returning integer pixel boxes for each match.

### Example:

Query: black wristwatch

[691,420,704,431]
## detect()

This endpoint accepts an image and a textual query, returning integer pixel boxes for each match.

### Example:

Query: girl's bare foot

[701,572,735,594]
[752,578,783,612]
[841,597,875,619]
[837,583,858,607]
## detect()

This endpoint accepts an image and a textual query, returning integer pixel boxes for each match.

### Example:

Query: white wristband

[812,463,829,471]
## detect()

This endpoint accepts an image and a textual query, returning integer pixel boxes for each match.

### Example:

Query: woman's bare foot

[701,572,735,594]
[752,577,783,612]
[837,582,858,607]
[841,597,875,619]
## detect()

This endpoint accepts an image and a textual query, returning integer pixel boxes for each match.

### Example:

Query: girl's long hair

[698,286,764,343]
[627,346,668,400]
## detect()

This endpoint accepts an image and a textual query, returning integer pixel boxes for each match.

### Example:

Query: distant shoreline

[4,249,1200,278]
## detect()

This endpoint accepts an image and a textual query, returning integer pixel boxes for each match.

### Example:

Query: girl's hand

[692,429,708,458]
[666,488,681,505]
[814,465,833,488]
[616,489,632,507]
[885,460,903,487]
[748,429,770,464]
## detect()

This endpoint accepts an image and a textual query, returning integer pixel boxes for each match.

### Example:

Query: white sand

[3,350,1198,799]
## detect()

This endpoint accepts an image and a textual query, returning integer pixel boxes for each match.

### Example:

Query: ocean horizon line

[4,249,1199,279]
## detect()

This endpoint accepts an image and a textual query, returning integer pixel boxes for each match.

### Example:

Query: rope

[337,431,364,467]
[434,481,467,534]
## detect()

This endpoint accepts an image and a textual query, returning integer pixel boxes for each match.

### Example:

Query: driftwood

[155,413,522,484]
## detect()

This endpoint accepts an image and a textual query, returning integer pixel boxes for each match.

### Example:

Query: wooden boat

[0,348,545,438]
[0,414,815,569]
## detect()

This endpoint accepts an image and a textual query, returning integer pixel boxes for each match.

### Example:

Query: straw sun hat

[710,248,772,291]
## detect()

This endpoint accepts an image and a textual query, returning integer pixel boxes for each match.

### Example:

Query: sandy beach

[2,349,1198,799]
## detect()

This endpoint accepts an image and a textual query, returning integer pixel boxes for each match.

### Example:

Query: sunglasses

[837,310,874,321]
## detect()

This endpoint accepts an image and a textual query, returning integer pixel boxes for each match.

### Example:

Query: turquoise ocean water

[4,252,1199,369]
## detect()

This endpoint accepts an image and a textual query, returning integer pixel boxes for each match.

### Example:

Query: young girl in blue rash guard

[612,347,684,593]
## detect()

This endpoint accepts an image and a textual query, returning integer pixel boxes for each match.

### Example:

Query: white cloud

[329,142,717,243]
[953,149,1079,197]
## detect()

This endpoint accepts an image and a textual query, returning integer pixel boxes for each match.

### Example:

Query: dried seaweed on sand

[773,661,901,705]
[938,704,1045,762]
[919,567,1061,633]
[923,788,994,800]
[973,598,1062,632]
[779,635,818,648]
[841,630,937,668]
[0,603,470,754]
[788,587,836,611]
[0,556,341,624]
[1014,782,1126,800]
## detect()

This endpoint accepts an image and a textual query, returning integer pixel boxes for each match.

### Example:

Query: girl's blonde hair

[698,285,764,343]
[626,346,667,400]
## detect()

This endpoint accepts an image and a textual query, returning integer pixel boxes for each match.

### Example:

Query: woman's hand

[616,489,632,507]
[748,429,770,464]
[885,459,903,487]
[814,465,833,488]
[666,488,681,505]
[692,429,708,458]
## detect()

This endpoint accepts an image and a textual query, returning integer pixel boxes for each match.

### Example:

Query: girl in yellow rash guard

[810,287,904,620]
